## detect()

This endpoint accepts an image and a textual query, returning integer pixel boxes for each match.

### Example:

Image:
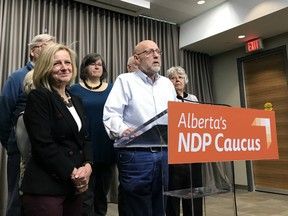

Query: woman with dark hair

[69,53,116,216]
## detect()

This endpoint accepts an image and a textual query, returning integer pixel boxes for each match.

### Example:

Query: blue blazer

[21,88,93,195]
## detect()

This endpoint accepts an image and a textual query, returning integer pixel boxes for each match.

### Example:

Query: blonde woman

[21,44,93,216]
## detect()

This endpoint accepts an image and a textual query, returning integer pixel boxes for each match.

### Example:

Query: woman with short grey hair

[166,66,195,101]
[166,66,203,216]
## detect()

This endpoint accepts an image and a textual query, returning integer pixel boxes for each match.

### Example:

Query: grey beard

[150,66,161,73]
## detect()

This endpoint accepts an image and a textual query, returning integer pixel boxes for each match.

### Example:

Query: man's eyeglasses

[136,49,162,57]
[33,44,48,49]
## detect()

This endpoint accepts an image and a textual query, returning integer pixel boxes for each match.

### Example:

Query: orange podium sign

[168,101,278,164]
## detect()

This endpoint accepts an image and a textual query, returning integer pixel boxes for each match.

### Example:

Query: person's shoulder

[27,89,55,107]
[104,83,113,93]
[107,82,113,87]
[13,62,33,74]
[159,75,170,80]
[186,93,198,101]
[70,91,82,103]
[8,62,33,79]
[25,62,34,70]
[69,83,81,90]
[113,73,132,83]
[118,72,131,78]
[29,88,49,98]
[32,88,48,93]
[158,75,173,84]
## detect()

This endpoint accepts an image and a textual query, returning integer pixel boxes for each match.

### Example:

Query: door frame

[236,45,288,191]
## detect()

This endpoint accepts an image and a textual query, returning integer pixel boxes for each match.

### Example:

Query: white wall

[211,32,288,186]
[180,0,288,48]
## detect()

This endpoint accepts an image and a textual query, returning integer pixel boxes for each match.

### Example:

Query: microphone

[176,95,231,107]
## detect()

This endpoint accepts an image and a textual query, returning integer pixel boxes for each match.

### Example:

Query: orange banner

[168,101,278,164]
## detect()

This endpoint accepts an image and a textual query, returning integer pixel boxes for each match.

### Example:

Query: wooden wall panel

[244,52,288,190]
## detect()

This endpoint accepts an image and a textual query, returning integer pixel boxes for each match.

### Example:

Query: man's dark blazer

[21,88,93,195]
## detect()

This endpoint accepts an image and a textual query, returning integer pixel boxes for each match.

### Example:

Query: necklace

[56,90,73,108]
[83,80,102,90]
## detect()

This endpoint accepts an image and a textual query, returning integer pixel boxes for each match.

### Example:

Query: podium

[114,101,278,215]
[166,100,277,215]
[114,108,238,215]
[114,109,168,148]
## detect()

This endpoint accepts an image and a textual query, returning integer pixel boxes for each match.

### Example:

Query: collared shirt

[103,71,177,139]
[184,92,198,102]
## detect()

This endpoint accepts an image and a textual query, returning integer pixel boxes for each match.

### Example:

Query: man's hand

[120,127,140,138]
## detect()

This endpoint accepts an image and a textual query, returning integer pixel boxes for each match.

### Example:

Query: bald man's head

[127,56,138,72]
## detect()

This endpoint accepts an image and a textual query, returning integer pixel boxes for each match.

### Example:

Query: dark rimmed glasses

[136,49,162,57]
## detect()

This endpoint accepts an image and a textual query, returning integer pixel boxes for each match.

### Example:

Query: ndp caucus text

[177,113,261,152]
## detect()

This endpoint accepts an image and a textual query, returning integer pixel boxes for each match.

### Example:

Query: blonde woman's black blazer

[21,88,93,195]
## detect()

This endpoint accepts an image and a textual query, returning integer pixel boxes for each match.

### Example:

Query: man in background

[126,55,138,72]
[0,33,55,216]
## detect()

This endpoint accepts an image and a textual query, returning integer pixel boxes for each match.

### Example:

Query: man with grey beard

[103,40,177,216]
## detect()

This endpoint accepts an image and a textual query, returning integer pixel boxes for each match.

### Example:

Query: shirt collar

[135,70,161,85]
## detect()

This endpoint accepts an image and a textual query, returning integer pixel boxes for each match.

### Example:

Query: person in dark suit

[21,43,93,216]
[0,33,54,216]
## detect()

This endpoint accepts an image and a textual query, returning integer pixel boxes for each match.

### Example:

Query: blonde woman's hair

[33,43,77,91]
[166,66,189,84]
[23,70,35,94]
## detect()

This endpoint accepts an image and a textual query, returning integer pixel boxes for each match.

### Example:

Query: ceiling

[74,0,288,55]
[75,0,228,24]
[184,6,288,55]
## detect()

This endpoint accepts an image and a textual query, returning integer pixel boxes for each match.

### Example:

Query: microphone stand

[176,95,231,107]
